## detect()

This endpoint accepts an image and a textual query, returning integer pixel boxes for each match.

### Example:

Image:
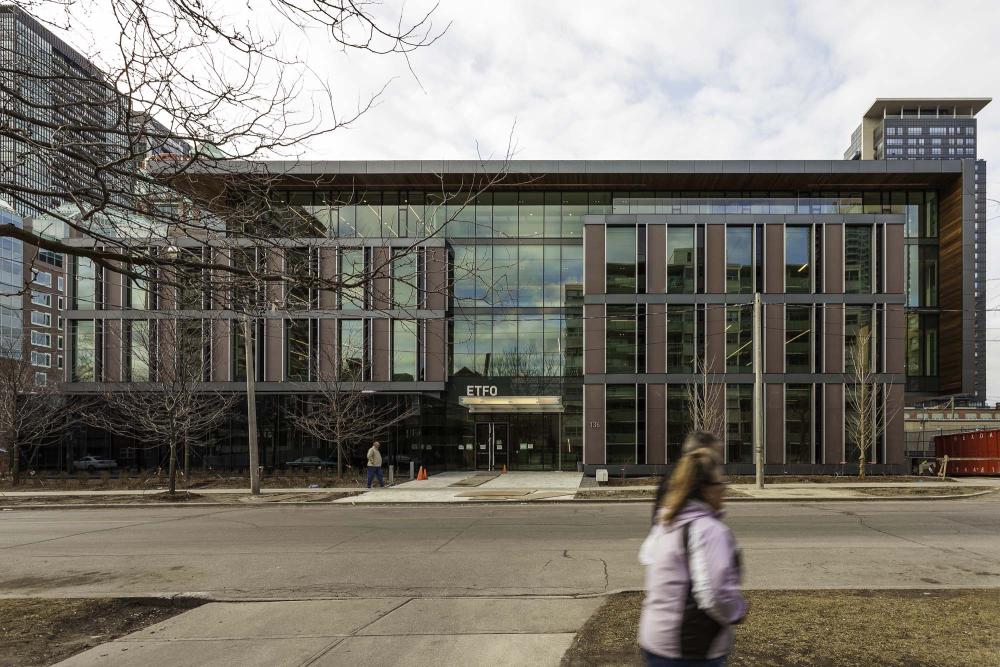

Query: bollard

[409,460,415,480]
[388,464,394,486]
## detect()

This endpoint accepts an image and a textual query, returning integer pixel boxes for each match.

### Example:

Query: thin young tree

[80,317,237,494]
[686,354,725,441]
[0,335,69,485]
[846,325,896,478]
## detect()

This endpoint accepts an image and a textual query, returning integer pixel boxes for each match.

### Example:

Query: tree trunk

[183,424,191,485]
[10,443,19,486]
[243,318,261,495]
[168,436,178,495]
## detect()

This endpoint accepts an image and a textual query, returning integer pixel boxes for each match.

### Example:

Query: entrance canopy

[459,395,564,414]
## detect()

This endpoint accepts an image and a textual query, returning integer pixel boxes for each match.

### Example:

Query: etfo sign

[466,385,499,397]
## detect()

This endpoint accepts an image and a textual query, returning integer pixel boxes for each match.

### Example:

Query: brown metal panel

[318,319,336,380]
[885,304,905,375]
[765,383,784,464]
[646,384,666,464]
[266,249,283,309]
[824,225,843,293]
[104,319,122,382]
[824,383,844,465]
[584,384,605,465]
[647,225,666,293]
[764,304,784,373]
[371,318,390,381]
[824,304,844,373]
[372,246,391,310]
[105,264,123,309]
[646,303,666,373]
[884,224,904,295]
[424,319,446,382]
[318,248,337,309]
[885,383,905,466]
[212,320,230,381]
[938,175,964,394]
[705,304,726,373]
[584,303,605,374]
[764,224,784,293]
[584,225,605,295]
[705,224,725,294]
[266,318,282,381]
[425,246,448,310]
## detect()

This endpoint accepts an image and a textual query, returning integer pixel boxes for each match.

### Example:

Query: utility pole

[243,317,261,495]
[753,292,764,489]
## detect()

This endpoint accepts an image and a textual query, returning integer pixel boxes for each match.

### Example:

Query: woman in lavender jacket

[638,447,747,666]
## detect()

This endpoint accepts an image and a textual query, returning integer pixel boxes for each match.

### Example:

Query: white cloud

[28,0,1000,400]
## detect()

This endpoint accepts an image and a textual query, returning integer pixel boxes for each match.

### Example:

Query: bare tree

[1,0,449,283]
[0,336,69,485]
[287,352,417,479]
[846,326,896,478]
[80,317,237,494]
[686,354,725,440]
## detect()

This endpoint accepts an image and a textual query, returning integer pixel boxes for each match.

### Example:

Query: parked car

[72,456,118,473]
[285,456,337,470]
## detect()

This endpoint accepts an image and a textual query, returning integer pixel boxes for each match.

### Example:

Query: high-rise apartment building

[845,98,990,402]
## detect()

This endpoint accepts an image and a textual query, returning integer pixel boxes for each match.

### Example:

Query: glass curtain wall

[666,305,695,372]
[606,384,638,464]
[726,384,753,463]
[667,226,695,293]
[785,384,812,464]
[785,226,811,293]
[606,226,637,293]
[726,227,753,293]
[725,306,752,372]
[844,226,873,294]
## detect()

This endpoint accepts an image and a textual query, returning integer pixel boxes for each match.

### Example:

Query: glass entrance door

[475,422,509,471]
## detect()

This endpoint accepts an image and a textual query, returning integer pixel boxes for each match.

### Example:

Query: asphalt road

[2,500,998,599]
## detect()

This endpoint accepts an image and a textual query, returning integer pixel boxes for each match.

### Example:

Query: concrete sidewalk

[57,597,602,666]
[3,473,997,505]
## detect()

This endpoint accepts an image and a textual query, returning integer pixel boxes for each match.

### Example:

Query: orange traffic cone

[417,466,427,480]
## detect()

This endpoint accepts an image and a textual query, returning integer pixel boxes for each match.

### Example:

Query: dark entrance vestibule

[472,413,562,471]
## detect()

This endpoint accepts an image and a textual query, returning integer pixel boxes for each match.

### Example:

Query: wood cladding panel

[938,175,964,394]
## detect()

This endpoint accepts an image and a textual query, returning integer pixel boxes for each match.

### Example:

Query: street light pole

[753,292,764,489]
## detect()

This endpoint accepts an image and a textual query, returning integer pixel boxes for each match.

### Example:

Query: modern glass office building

[61,160,977,474]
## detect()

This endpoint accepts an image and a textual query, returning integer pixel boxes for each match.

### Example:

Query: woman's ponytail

[660,448,718,523]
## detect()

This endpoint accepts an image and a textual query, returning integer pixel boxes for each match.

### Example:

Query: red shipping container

[934,429,1000,475]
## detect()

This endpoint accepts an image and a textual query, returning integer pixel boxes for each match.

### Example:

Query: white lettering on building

[466,385,499,397]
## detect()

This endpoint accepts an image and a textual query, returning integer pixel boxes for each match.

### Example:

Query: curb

[1,489,994,510]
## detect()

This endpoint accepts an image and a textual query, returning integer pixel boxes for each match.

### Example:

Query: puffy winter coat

[638,500,747,660]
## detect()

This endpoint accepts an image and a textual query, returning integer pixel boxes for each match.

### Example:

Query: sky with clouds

[35,0,1000,400]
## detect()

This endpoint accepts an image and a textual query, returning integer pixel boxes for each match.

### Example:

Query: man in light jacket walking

[366,441,385,488]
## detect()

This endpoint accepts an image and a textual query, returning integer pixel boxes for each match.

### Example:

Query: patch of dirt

[858,486,994,497]
[599,475,952,487]
[561,590,1000,667]
[0,490,363,506]
[0,597,203,667]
